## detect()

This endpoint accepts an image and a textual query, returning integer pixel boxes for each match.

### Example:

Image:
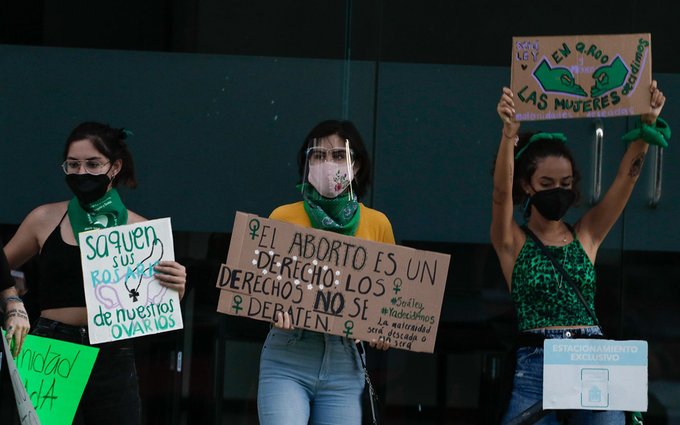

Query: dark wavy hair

[511,131,581,206]
[63,122,137,188]
[296,120,372,198]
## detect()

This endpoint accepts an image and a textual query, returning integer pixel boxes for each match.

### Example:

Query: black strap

[522,224,599,326]
[357,342,380,425]
[506,401,552,425]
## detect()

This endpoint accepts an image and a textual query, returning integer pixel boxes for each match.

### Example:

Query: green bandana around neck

[67,188,129,244]
[298,183,360,236]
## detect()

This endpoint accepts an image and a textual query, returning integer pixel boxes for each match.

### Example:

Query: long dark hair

[64,122,137,188]
[512,131,581,206]
[296,120,372,198]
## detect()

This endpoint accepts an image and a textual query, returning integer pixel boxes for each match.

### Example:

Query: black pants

[32,317,141,425]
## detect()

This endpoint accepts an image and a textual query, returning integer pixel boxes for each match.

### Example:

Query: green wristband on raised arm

[622,117,671,148]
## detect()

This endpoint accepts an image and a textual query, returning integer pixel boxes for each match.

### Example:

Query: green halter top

[511,227,598,331]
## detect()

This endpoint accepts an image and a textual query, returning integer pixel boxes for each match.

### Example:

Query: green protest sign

[3,331,99,425]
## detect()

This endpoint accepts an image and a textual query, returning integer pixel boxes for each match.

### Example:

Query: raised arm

[491,87,524,285]
[577,81,667,258]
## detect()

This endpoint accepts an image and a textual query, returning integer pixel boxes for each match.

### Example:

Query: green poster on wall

[2,331,99,425]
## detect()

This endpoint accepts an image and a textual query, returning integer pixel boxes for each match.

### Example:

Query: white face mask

[308,162,353,198]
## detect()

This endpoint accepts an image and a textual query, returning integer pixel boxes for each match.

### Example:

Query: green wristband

[622,117,671,148]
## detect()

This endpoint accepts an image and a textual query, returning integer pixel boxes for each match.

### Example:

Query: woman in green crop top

[491,82,667,425]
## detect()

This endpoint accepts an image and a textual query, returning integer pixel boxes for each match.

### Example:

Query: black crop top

[38,219,86,310]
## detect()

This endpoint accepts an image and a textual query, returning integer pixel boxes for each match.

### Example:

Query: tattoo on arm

[628,153,645,177]
[5,309,29,321]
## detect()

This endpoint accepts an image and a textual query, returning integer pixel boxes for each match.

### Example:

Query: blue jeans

[32,317,141,425]
[502,327,625,425]
[258,328,365,425]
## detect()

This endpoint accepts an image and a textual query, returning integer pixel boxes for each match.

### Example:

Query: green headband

[514,132,568,159]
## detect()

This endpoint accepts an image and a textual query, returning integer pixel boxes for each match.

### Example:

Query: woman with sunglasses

[257,119,394,425]
[491,82,667,424]
[2,122,186,424]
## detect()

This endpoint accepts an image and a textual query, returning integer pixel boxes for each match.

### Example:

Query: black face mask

[65,174,111,205]
[529,187,576,221]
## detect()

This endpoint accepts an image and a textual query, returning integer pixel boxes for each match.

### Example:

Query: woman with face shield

[2,122,187,424]
[491,82,667,424]
[257,120,395,425]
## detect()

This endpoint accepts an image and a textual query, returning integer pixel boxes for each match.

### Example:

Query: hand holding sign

[367,336,390,351]
[642,80,665,124]
[497,87,520,139]
[153,260,187,300]
[274,311,295,330]
[4,296,31,357]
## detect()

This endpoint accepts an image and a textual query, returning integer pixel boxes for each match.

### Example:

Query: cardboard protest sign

[511,34,652,121]
[79,218,183,344]
[543,339,647,411]
[2,332,99,425]
[215,212,451,353]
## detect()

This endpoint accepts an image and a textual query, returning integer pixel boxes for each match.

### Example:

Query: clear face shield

[301,135,356,201]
